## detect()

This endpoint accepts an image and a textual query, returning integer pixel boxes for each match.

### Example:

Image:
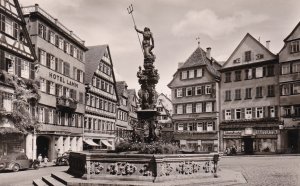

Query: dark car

[0,153,39,172]
[55,151,70,166]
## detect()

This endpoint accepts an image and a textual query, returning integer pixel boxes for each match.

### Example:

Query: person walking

[37,154,43,167]
[43,156,49,167]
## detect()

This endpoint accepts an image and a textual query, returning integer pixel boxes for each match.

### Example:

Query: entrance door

[36,136,50,158]
[243,137,253,154]
[288,130,299,153]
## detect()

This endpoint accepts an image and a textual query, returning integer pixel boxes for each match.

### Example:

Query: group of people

[37,154,49,167]
[225,146,237,156]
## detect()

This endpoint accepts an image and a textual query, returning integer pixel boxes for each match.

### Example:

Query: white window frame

[178,124,184,131]
[256,67,263,78]
[177,105,183,114]
[196,68,203,77]
[189,70,194,79]
[206,102,212,112]
[196,103,202,113]
[50,56,56,70]
[186,104,192,114]
[225,110,231,120]
[50,82,55,95]
[235,109,241,120]
[195,86,202,95]
[197,123,203,132]
[40,50,46,66]
[58,37,64,49]
[205,85,212,94]
[207,122,213,132]
[21,60,29,79]
[270,106,275,118]
[245,108,252,119]
[182,71,187,79]
[40,79,46,92]
[49,31,55,44]
[282,64,290,75]
[186,87,192,96]
[177,88,183,97]
[256,107,263,118]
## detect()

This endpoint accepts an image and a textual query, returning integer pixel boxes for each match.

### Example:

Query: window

[196,103,202,113]
[40,79,46,92]
[189,70,194,78]
[64,62,70,77]
[281,84,290,96]
[245,69,252,80]
[195,86,202,95]
[256,67,263,78]
[290,40,300,53]
[245,88,252,99]
[39,107,44,122]
[235,89,241,100]
[245,51,251,62]
[50,82,55,95]
[38,23,46,39]
[256,54,264,60]
[292,62,300,73]
[49,31,55,44]
[1,92,12,112]
[245,108,252,119]
[21,60,29,79]
[294,106,300,117]
[177,105,183,114]
[282,64,290,74]
[293,83,300,94]
[181,71,187,79]
[283,107,291,117]
[225,72,231,82]
[225,90,231,101]
[267,65,275,76]
[178,124,184,131]
[267,85,275,97]
[186,104,192,113]
[176,89,182,97]
[196,68,203,77]
[225,110,231,120]
[235,109,241,119]
[58,37,64,49]
[197,123,203,132]
[207,122,213,132]
[206,102,212,112]
[205,85,212,94]
[65,42,70,54]
[235,71,241,81]
[4,17,13,36]
[256,107,263,118]
[270,106,275,118]
[50,56,55,70]
[256,86,263,98]
[186,87,192,96]
[39,49,46,66]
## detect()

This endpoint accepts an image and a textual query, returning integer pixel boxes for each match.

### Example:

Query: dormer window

[290,41,300,53]
[181,71,187,79]
[233,58,240,63]
[245,51,251,62]
[256,54,264,60]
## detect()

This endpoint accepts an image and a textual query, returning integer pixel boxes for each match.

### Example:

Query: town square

[0,0,300,185]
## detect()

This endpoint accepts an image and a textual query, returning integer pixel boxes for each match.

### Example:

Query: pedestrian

[57,148,62,158]
[38,154,43,166]
[43,156,49,167]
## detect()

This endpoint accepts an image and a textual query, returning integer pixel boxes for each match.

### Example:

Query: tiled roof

[85,45,107,84]
[179,47,220,77]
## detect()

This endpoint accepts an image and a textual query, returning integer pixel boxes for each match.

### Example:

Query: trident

[127,4,143,52]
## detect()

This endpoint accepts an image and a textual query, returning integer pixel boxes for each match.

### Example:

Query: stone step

[42,175,66,186]
[51,172,68,185]
[32,179,47,186]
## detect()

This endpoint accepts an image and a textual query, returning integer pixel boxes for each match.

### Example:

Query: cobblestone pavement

[219,155,300,186]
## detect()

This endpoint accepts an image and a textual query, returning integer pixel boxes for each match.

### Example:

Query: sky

[20,0,300,97]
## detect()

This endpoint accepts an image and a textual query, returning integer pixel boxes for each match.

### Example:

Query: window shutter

[231,109,235,119]
[192,103,196,113]
[175,89,177,98]
[252,107,256,118]
[46,54,50,67]
[192,87,195,96]
[202,85,205,95]
[55,58,58,71]
[63,41,67,52]
[63,87,66,96]
[75,115,78,127]
[47,30,51,41]
[267,106,271,118]
[252,68,256,78]
[83,72,85,83]
[180,71,182,80]
[222,110,225,120]
[55,35,59,47]
[187,70,189,78]
[263,66,266,77]
[241,108,245,119]
[0,50,4,70]
[174,105,177,114]
[275,106,278,118]
[203,102,206,112]
[16,58,21,77]
[212,101,214,112]
[30,63,35,79]
[202,68,204,76]
[1,15,5,32]
[183,104,186,114]
[0,93,3,109]
[182,88,186,97]
[263,106,267,118]
[46,81,50,93]
[194,69,197,77]
[44,108,49,123]
[53,111,57,124]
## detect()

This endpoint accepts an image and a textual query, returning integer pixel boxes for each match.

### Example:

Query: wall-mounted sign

[255,130,277,135]
[245,128,253,135]
[49,72,79,88]
[224,130,242,135]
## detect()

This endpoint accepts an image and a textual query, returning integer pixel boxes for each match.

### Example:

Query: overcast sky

[20,0,300,97]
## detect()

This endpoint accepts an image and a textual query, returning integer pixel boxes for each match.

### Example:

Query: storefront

[0,133,25,155]
[222,128,279,154]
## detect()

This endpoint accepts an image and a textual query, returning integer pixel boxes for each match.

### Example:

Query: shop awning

[101,139,112,147]
[83,139,99,146]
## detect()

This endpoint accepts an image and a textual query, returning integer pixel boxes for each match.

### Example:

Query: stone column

[64,136,70,152]
[71,137,77,151]
[25,133,33,159]
[57,136,64,153]
[77,137,83,151]
[32,134,37,160]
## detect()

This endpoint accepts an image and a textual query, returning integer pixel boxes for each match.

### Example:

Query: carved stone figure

[135,26,155,61]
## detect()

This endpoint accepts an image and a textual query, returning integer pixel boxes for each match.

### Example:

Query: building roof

[85,45,108,84]
[178,47,220,77]
[284,21,300,42]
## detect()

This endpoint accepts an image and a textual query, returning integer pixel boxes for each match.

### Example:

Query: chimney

[206,47,211,59]
[266,40,270,50]
[178,62,184,68]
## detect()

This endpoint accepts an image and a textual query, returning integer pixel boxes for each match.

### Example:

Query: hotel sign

[224,130,242,135]
[49,72,79,88]
[255,130,277,135]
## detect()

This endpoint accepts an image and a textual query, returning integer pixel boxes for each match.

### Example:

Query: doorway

[36,136,50,158]
[288,130,299,153]
[243,137,254,154]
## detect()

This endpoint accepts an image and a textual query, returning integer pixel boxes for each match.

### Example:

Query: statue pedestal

[136,109,160,143]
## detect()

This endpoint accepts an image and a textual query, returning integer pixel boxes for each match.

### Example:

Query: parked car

[55,151,70,166]
[0,153,39,172]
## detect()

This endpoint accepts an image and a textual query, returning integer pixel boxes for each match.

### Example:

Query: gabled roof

[222,33,276,68]
[178,47,220,77]
[85,45,108,84]
[284,21,300,42]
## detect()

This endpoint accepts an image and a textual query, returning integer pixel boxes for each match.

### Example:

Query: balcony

[56,96,77,112]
